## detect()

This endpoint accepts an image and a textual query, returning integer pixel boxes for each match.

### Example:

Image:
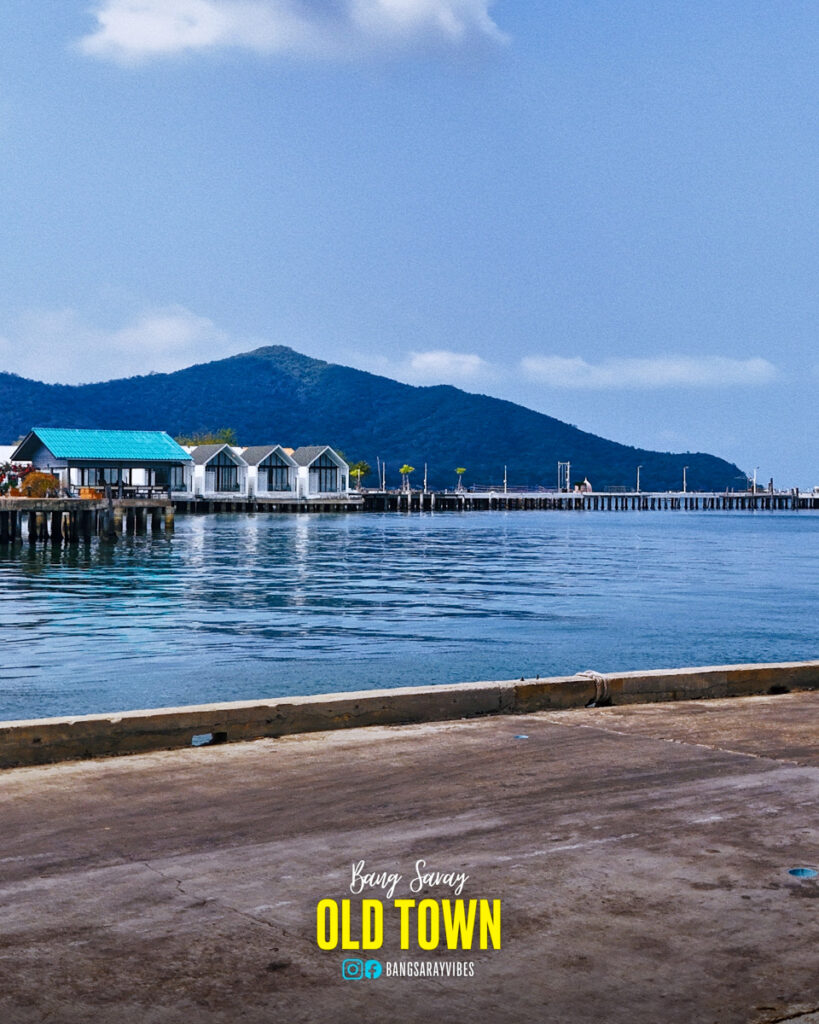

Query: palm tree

[349,461,371,490]
[399,465,415,492]
[455,467,466,491]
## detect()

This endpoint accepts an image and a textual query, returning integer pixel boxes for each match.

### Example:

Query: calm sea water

[1,510,817,720]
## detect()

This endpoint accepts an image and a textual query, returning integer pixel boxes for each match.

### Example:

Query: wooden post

[113,507,124,535]
[0,510,9,544]
[28,511,37,543]
[151,508,162,533]
[164,506,175,533]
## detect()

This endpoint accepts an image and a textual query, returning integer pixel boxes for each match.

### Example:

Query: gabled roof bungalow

[189,444,248,498]
[241,445,298,498]
[291,446,350,498]
[11,428,192,496]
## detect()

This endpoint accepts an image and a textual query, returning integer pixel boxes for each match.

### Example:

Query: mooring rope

[575,670,611,706]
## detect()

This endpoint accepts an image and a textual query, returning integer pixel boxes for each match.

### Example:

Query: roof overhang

[195,443,248,467]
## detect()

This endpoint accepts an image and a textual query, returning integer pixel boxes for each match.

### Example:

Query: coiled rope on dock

[575,670,611,707]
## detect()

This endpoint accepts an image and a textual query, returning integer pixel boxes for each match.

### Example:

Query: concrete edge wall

[1,660,818,770]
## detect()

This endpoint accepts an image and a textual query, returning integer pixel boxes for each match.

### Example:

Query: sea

[1,509,817,721]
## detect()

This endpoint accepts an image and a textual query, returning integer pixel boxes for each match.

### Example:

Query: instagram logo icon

[342,959,382,980]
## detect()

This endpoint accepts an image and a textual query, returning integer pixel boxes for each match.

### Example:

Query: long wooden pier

[0,497,174,545]
[3,490,816,544]
[362,489,817,513]
[172,494,364,514]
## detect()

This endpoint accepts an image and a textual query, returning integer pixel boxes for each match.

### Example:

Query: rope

[575,670,611,707]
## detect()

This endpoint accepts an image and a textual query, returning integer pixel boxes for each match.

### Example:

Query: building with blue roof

[12,428,192,496]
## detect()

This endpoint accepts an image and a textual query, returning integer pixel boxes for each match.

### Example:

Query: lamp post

[636,465,642,493]
[752,467,758,493]
[683,466,689,493]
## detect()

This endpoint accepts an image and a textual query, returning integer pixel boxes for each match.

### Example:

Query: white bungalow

[189,444,248,498]
[241,445,298,498]
[290,446,350,498]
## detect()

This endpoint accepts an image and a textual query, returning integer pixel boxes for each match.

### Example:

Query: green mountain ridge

[0,345,746,491]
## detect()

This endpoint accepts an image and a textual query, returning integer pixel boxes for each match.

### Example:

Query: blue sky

[1,1,817,485]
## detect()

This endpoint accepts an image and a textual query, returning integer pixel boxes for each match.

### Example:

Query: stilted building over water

[11,427,192,496]
[290,446,350,498]
[241,445,298,498]
[187,444,249,499]
[6,428,354,507]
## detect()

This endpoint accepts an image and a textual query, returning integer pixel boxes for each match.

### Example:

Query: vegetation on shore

[0,346,747,491]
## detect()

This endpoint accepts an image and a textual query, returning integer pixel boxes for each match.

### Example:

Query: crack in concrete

[138,857,315,950]
[761,1008,819,1024]
[533,713,819,770]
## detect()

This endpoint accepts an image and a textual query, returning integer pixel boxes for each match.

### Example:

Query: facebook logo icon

[342,958,382,980]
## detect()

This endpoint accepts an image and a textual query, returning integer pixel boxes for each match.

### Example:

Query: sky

[0,1,817,485]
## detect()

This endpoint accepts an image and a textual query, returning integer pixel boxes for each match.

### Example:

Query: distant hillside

[0,346,746,491]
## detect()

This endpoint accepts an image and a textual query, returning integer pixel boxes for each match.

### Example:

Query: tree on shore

[455,467,466,491]
[174,428,238,446]
[349,461,372,490]
[399,464,415,492]
[17,472,59,498]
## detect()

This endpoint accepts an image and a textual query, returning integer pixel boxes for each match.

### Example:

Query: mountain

[0,345,746,491]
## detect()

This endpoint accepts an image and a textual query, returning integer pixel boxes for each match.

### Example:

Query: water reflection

[1,510,817,720]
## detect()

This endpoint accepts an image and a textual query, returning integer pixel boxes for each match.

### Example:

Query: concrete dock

[1,691,817,1024]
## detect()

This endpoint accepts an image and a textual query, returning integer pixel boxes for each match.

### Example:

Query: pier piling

[0,498,175,547]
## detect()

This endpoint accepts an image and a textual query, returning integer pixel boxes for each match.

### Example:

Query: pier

[0,681,816,1023]
[0,496,175,544]
[172,493,364,514]
[361,488,815,512]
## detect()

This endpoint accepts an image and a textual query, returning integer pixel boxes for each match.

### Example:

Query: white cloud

[0,306,247,384]
[406,348,489,381]
[520,355,778,390]
[349,347,493,385]
[78,0,505,64]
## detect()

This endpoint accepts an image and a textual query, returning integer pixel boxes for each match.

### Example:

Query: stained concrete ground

[0,692,817,1024]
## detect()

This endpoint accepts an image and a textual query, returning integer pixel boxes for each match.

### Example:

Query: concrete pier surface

[1,692,817,1024]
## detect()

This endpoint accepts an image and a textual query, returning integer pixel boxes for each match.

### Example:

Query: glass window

[150,466,187,490]
[311,453,338,492]
[206,451,240,492]
[258,453,291,491]
[80,467,131,486]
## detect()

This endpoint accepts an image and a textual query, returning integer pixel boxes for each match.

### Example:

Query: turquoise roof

[22,428,192,463]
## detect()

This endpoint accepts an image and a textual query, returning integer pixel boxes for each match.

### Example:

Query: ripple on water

[0,510,817,719]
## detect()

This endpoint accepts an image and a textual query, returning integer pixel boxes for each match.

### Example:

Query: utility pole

[558,461,571,492]
[636,465,642,493]
[683,466,689,493]
[423,463,428,493]
[752,466,758,493]
[503,465,507,494]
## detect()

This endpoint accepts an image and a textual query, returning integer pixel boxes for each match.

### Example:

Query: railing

[71,484,174,500]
